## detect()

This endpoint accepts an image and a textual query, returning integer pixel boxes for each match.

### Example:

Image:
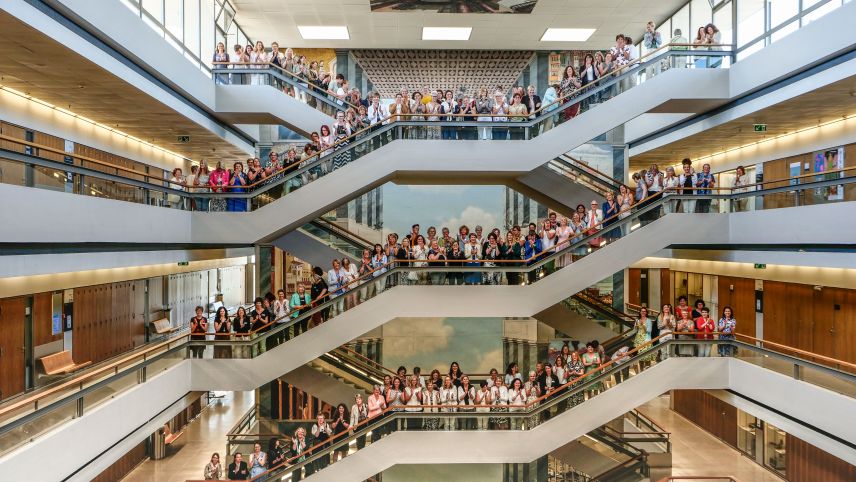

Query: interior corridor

[637,395,781,482]
[124,391,254,482]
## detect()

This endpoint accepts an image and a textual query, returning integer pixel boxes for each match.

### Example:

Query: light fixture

[422,27,472,41]
[0,84,191,162]
[630,223,641,231]
[540,28,596,42]
[297,26,349,40]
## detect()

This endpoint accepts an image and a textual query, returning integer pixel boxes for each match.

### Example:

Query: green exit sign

[754,263,766,269]
[178,261,190,266]
[753,124,767,132]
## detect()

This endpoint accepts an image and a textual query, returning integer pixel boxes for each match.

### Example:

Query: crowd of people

[200,291,738,479]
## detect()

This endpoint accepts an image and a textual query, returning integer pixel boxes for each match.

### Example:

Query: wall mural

[353,49,534,98]
[382,317,504,376]
[370,0,540,14]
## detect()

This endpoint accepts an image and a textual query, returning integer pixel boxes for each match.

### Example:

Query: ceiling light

[422,27,472,41]
[540,28,596,42]
[297,26,349,40]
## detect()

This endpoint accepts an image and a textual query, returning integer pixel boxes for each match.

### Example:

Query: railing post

[793,363,803,381]
[76,397,84,418]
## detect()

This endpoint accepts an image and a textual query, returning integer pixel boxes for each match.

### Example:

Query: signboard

[753,124,767,132]
[52,314,62,335]
[177,135,191,143]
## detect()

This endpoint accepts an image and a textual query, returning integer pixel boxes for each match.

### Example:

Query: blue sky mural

[382,317,504,375]
[382,184,505,238]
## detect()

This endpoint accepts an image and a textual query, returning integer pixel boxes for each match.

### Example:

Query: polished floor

[638,395,782,482]
[124,391,254,482]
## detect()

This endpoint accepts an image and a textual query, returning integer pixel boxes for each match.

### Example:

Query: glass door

[736,410,759,458]
[763,422,787,477]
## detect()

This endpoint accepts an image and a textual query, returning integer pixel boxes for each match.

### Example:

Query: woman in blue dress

[249,442,267,479]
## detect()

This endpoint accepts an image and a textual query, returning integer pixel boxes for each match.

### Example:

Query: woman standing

[657,304,677,360]
[554,355,569,386]
[427,239,447,285]
[448,361,464,387]
[213,306,231,359]
[617,183,633,236]
[732,165,749,212]
[555,217,573,267]
[447,241,466,286]
[463,233,482,285]
[208,162,229,212]
[330,404,350,460]
[602,192,620,240]
[474,381,492,430]
[581,342,603,398]
[341,258,359,310]
[349,394,368,450]
[491,90,510,140]
[579,53,599,110]
[567,351,586,407]
[559,66,582,121]
[570,213,587,259]
[457,375,477,430]
[440,375,458,430]
[228,161,248,212]
[662,166,679,213]
[386,376,405,414]
[507,378,527,429]
[267,438,286,473]
[676,308,696,356]
[475,87,493,140]
[508,93,528,140]
[367,385,386,442]
[426,94,441,140]
[248,443,267,479]
[290,428,308,481]
[403,375,423,430]
[189,306,207,359]
[490,377,509,430]
[249,40,269,85]
[482,235,502,285]
[310,267,329,326]
[717,307,737,357]
[411,235,429,284]
[502,231,523,285]
[330,111,352,171]
[634,307,657,371]
[696,307,716,357]
[422,381,442,430]
[310,413,332,471]
[204,452,223,479]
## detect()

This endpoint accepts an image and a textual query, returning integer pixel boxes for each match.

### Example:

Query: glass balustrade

[250,334,852,482]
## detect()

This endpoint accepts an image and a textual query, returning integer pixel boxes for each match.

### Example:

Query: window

[671,4,691,41]
[737,0,765,47]
[713,1,733,47]
[771,20,799,42]
[691,0,713,30]
[802,0,842,24]
[142,0,164,23]
[769,0,799,29]
[184,0,201,58]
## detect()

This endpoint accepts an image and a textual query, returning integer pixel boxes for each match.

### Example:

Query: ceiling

[231,0,687,50]
[0,11,248,161]
[629,75,856,171]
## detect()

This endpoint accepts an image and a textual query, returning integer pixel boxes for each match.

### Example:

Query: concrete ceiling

[0,10,248,161]
[231,0,686,50]
[629,74,856,171]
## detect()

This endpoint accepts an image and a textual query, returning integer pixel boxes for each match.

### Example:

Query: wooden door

[717,276,756,338]
[627,268,642,308]
[0,297,26,400]
[812,288,837,364]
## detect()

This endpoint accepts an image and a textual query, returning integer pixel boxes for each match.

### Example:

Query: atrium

[0,0,855,481]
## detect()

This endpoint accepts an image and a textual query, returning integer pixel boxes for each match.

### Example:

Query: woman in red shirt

[695,307,715,357]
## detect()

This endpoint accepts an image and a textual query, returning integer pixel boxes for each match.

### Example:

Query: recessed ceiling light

[422,27,472,41]
[540,28,596,42]
[297,26,350,40]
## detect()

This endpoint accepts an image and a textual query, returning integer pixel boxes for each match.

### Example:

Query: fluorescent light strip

[422,27,472,41]
[0,85,191,162]
[540,28,596,42]
[692,113,856,163]
[297,26,349,40]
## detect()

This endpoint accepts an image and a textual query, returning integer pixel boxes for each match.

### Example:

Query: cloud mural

[382,317,504,375]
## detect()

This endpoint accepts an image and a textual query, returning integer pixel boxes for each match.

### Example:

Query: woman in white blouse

[490,377,509,430]
[411,235,429,284]
[340,257,359,310]
[249,40,269,85]
[524,371,542,429]
[403,375,423,430]
[474,381,492,430]
[507,378,527,430]
[439,375,458,430]
[457,375,477,430]
[349,393,368,450]
[422,381,442,430]
[732,165,749,212]
[662,166,680,213]
[657,303,677,360]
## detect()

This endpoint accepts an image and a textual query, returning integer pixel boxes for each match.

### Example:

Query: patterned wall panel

[352,49,535,98]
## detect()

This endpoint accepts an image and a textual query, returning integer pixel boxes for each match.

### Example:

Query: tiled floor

[638,395,782,482]
[124,391,254,482]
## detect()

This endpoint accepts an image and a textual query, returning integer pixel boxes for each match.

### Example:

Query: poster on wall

[813,147,844,201]
[788,161,801,186]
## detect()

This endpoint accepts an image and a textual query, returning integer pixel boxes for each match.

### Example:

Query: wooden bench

[38,351,92,376]
[150,318,179,336]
